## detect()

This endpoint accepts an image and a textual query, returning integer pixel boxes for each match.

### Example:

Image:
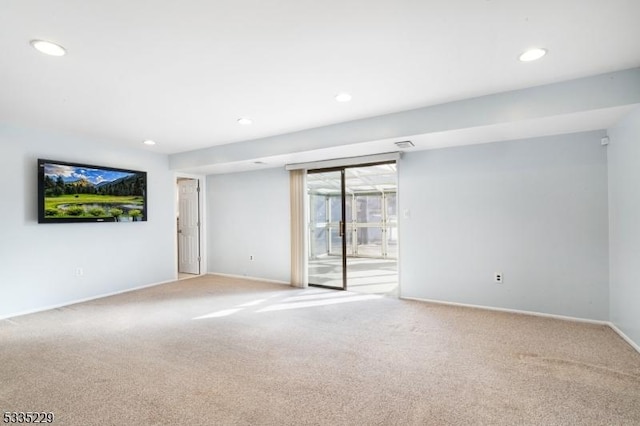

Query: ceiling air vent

[394,140,414,148]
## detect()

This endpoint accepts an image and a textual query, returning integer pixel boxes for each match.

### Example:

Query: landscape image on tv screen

[38,159,147,223]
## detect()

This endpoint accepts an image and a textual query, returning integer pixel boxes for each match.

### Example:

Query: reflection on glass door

[307,163,398,295]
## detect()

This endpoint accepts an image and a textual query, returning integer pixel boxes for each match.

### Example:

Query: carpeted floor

[1,275,639,425]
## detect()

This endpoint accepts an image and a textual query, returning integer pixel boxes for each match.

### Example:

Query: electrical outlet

[494,272,503,283]
[75,267,84,277]
[249,255,254,261]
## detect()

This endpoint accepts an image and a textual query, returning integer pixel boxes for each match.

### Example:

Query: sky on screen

[44,163,133,185]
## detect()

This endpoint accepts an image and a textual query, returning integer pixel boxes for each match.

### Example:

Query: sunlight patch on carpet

[193,308,242,319]
[257,294,383,312]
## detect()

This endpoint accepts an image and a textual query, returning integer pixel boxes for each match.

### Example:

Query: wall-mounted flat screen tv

[38,159,147,223]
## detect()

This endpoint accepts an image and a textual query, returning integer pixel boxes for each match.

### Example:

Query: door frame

[174,173,206,279]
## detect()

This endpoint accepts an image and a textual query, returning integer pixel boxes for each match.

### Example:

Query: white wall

[0,125,176,318]
[399,131,610,320]
[608,106,640,346]
[207,168,290,282]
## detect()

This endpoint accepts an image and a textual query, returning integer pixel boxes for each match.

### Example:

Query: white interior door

[178,179,200,274]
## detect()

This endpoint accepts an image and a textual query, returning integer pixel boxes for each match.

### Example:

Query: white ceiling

[2,0,640,156]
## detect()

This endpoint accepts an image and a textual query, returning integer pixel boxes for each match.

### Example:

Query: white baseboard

[401,296,609,325]
[607,322,640,354]
[0,278,177,321]
[207,272,291,286]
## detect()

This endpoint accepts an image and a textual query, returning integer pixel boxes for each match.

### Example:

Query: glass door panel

[307,170,345,289]
[344,164,399,296]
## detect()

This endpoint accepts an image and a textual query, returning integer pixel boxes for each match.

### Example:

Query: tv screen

[38,159,147,223]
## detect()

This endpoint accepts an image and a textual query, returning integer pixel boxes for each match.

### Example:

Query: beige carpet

[1,275,639,425]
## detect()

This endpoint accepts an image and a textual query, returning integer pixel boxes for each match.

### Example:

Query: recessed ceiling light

[518,48,547,62]
[237,117,253,125]
[143,140,156,146]
[30,39,66,56]
[335,93,352,102]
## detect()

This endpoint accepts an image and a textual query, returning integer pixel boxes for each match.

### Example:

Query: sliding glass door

[307,162,398,294]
